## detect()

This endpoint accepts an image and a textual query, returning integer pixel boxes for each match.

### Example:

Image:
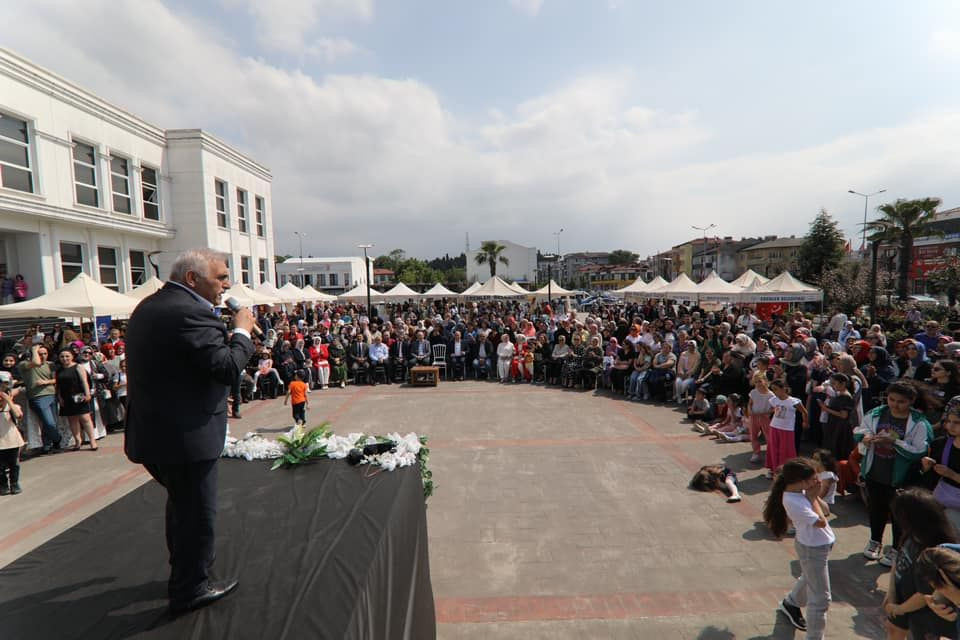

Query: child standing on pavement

[747,373,775,465]
[763,458,835,638]
[284,371,309,426]
[767,380,809,479]
[0,371,25,496]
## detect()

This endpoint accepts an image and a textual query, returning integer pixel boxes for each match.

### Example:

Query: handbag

[933,438,960,510]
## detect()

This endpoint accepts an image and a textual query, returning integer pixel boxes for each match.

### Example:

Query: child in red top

[284,371,309,426]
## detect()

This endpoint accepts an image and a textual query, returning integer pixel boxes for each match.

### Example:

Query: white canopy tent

[742,271,823,303]
[466,276,527,298]
[339,284,383,300]
[646,273,700,299]
[125,276,165,300]
[256,282,287,303]
[421,282,458,298]
[223,283,279,307]
[300,285,336,302]
[376,282,422,302]
[730,269,770,289]
[461,282,482,296]
[531,279,577,299]
[611,277,649,297]
[0,273,139,319]
[275,282,309,304]
[696,271,743,302]
[506,280,533,295]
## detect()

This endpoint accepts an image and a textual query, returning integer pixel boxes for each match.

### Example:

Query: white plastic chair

[431,343,448,380]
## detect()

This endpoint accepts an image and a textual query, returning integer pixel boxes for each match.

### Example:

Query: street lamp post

[691,224,716,280]
[357,243,374,319]
[553,228,563,285]
[848,188,886,250]
[293,231,306,286]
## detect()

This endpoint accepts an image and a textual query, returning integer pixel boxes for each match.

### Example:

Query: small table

[410,366,440,387]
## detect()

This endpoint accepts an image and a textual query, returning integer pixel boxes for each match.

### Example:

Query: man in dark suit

[124,249,255,614]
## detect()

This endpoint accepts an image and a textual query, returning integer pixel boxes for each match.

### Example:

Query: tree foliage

[864,197,943,300]
[819,260,896,314]
[797,209,846,283]
[474,241,509,277]
[926,257,960,306]
[608,250,639,265]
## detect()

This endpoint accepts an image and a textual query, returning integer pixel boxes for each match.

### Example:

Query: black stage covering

[0,459,436,640]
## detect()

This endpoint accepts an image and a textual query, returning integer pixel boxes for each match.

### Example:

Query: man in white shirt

[367,333,389,385]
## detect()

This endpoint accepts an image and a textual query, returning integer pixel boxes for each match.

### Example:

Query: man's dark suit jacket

[124,283,255,464]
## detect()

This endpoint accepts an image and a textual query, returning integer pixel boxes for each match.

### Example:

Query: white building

[0,48,276,299]
[466,240,538,284]
[276,257,368,293]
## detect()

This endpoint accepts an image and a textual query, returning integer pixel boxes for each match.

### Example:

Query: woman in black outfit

[55,348,96,451]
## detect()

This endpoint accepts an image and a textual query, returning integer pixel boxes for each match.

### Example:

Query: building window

[237,188,248,233]
[141,166,159,220]
[110,156,131,213]
[318,273,326,287]
[60,242,84,282]
[98,246,119,290]
[0,112,34,193]
[129,250,147,286]
[215,179,227,228]
[255,196,265,237]
[73,141,99,207]
[329,273,338,287]
[258,258,267,285]
[240,255,250,285]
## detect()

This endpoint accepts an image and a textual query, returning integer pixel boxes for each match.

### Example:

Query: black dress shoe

[169,580,239,614]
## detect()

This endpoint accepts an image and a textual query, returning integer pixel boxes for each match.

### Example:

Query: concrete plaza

[1,380,889,639]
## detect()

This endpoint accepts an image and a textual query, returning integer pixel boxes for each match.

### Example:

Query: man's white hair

[169,249,229,283]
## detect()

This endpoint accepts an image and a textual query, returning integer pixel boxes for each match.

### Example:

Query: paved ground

[1,380,890,639]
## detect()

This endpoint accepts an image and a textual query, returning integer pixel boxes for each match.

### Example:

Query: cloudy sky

[7,1,960,260]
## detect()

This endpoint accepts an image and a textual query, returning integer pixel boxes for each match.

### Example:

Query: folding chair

[432,343,448,380]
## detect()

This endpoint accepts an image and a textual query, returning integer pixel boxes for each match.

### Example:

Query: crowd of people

[4,294,960,636]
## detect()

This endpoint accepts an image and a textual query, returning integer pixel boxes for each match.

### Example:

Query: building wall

[466,240,538,283]
[276,257,367,292]
[0,48,275,298]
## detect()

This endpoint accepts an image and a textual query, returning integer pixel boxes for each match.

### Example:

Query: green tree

[927,257,960,306]
[864,197,943,300]
[797,209,846,283]
[608,250,639,265]
[274,254,292,263]
[474,241,509,278]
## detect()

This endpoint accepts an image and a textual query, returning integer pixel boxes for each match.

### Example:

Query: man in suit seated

[388,331,410,382]
[409,330,432,369]
[347,332,369,383]
[448,330,468,381]
[124,248,255,614]
[471,330,494,379]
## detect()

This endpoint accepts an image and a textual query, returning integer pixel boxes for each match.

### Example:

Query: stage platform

[0,458,435,640]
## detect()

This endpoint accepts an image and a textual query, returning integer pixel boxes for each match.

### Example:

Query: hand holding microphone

[224,297,262,336]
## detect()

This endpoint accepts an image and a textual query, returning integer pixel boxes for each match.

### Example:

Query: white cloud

[304,37,362,62]
[509,0,544,17]
[4,0,960,260]
[221,0,373,53]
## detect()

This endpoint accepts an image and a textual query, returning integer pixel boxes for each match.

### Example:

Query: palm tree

[474,241,509,278]
[863,197,942,301]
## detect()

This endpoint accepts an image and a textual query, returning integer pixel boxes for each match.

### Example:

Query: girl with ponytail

[763,458,835,638]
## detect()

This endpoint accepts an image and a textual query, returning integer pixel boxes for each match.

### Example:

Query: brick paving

[1,380,890,638]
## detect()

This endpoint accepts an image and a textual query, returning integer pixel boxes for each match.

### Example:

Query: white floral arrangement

[222,423,433,500]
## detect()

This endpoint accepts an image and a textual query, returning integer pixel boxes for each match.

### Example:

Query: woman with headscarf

[901,341,932,382]
[850,339,872,366]
[733,334,756,360]
[602,336,620,388]
[328,336,348,388]
[862,346,898,411]
[561,333,586,388]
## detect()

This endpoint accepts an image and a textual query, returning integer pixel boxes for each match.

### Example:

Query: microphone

[224,297,263,337]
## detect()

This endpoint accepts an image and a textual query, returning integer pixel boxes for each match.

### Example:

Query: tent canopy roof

[0,273,139,318]
[466,276,525,297]
[422,282,458,297]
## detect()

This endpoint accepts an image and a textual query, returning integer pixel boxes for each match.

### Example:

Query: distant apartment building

[466,240,538,284]
[877,207,960,295]
[559,252,609,285]
[373,268,394,286]
[736,236,803,278]
[576,263,644,290]
[0,47,275,296]
[276,256,368,293]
